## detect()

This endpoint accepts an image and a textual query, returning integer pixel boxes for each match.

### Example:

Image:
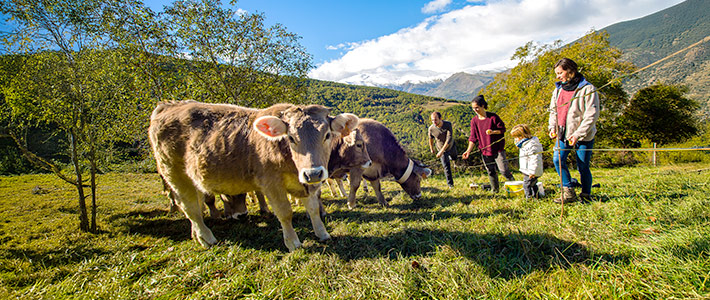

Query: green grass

[1,163,709,299]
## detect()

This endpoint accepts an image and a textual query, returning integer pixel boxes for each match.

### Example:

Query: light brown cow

[149,101,358,251]
[207,128,371,219]
[346,118,432,208]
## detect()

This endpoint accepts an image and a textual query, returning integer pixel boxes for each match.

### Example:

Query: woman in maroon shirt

[461,95,515,193]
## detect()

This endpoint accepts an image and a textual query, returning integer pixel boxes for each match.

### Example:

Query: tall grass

[1,163,709,299]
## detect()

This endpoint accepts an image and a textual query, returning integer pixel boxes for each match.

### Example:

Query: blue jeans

[553,139,594,194]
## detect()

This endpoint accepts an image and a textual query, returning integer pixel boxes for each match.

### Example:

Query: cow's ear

[254,116,288,140]
[415,166,432,179]
[331,113,359,136]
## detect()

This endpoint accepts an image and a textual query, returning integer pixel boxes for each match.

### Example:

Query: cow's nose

[300,166,328,184]
[362,160,372,168]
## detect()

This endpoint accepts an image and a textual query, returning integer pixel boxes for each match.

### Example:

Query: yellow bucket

[504,181,524,197]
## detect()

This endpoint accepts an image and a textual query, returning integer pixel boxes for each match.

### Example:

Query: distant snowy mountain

[377,71,497,101]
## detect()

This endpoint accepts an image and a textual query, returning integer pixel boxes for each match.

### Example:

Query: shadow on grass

[324,207,522,224]
[113,201,629,280]
[107,208,192,243]
[327,191,504,209]
[312,229,630,279]
[109,208,286,250]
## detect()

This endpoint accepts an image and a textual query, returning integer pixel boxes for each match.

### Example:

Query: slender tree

[0,0,149,232]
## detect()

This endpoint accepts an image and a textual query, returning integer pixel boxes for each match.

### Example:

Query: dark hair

[472,95,488,109]
[554,58,578,74]
[431,111,441,118]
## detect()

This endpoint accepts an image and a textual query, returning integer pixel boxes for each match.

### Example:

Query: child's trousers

[523,175,539,198]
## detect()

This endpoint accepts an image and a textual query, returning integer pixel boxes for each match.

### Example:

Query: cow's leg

[264,189,301,251]
[223,194,248,219]
[370,179,389,207]
[314,188,327,218]
[250,191,271,214]
[160,175,179,213]
[325,178,336,196]
[346,168,364,209]
[172,184,217,247]
[204,193,221,219]
[335,178,348,198]
[305,185,331,241]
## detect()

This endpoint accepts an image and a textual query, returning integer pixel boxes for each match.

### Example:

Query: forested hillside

[602,0,710,115]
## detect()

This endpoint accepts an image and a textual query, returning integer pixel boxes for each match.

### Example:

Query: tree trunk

[69,128,89,231]
[89,137,98,233]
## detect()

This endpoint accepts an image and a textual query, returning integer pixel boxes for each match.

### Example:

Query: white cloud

[309,0,685,86]
[235,8,248,17]
[422,0,453,14]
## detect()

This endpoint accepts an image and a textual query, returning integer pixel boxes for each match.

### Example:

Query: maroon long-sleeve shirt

[469,112,506,156]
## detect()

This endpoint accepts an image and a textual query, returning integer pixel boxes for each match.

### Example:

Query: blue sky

[143,0,467,64]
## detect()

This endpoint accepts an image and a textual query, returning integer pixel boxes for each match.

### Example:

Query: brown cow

[149,101,358,251]
[209,128,371,219]
[325,128,372,195]
[346,119,432,208]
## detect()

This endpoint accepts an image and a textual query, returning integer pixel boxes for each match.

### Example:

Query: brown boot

[554,187,577,204]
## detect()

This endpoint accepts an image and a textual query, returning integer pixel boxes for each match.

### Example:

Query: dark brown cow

[149,101,358,251]
[346,119,432,208]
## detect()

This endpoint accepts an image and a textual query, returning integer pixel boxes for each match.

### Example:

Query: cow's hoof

[231,211,248,220]
[193,229,217,248]
[318,233,331,242]
[285,239,303,252]
[347,202,357,209]
[196,235,217,248]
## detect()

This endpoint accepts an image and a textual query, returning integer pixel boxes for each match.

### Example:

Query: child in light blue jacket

[511,124,543,198]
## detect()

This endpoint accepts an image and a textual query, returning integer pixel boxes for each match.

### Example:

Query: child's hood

[516,136,540,148]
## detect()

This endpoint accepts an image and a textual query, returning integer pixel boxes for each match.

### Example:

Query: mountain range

[380,71,497,102]
[381,0,710,108]
[603,0,710,115]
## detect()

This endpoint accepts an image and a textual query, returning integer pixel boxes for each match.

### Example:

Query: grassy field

[1,162,709,299]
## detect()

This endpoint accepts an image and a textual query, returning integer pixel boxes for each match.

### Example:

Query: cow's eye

[288,135,296,144]
[356,142,363,148]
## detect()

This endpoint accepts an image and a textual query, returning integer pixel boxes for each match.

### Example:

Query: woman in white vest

[547,58,600,204]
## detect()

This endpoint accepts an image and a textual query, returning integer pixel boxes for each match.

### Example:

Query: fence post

[653,143,657,166]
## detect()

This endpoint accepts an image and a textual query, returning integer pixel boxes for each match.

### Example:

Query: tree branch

[7,131,85,187]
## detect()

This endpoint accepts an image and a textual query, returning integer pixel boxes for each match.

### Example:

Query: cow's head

[332,128,372,170]
[254,105,358,184]
[396,159,432,200]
